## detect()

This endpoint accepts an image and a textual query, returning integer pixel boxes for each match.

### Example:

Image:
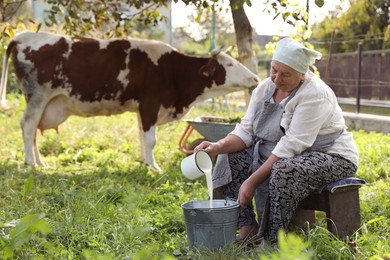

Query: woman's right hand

[193,141,220,158]
[194,134,246,158]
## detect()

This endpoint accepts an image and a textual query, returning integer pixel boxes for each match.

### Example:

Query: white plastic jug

[181,150,212,180]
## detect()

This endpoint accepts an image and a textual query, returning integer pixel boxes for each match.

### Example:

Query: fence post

[324,30,335,84]
[356,42,362,114]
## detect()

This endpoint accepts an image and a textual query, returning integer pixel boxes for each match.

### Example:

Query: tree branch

[1,0,28,22]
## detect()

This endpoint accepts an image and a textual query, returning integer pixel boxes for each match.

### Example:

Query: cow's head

[199,50,259,92]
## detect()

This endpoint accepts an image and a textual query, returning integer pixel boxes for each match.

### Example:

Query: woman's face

[270,61,305,92]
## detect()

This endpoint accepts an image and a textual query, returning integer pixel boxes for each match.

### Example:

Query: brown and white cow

[0,31,259,170]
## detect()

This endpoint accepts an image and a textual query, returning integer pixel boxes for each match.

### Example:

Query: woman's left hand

[237,155,280,210]
[237,179,256,210]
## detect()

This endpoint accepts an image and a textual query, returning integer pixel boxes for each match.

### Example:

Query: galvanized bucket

[181,199,240,250]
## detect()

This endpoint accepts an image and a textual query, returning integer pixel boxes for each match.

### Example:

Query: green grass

[0,94,389,259]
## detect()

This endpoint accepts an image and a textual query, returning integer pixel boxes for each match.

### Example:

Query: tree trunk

[229,0,258,104]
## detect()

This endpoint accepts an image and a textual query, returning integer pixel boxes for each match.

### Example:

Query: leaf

[22,175,35,197]
[51,6,61,13]
[36,23,42,32]
[315,0,325,8]
[366,216,385,225]
[8,213,52,249]
[195,13,202,23]
[2,246,13,260]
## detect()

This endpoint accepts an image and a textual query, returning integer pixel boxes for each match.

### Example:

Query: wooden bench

[290,178,366,238]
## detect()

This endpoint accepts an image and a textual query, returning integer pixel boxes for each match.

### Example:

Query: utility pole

[211,3,217,50]
[169,1,173,45]
[306,0,309,27]
[356,42,362,114]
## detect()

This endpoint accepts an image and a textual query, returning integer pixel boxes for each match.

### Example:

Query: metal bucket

[181,199,239,249]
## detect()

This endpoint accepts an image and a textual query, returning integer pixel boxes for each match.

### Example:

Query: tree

[311,0,390,53]
[0,0,32,40]
[230,0,257,75]
[173,4,237,55]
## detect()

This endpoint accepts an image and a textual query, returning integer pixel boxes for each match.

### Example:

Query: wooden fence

[315,46,390,112]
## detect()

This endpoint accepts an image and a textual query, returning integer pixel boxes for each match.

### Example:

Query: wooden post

[356,42,362,114]
[324,30,335,84]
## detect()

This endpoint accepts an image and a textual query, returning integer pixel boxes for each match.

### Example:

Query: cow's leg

[33,134,45,166]
[136,113,160,171]
[22,113,39,166]
[143,125,161,171]
[21,97,47,166]
[137,114,146,163]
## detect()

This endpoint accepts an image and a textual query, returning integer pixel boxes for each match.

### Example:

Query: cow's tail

[0,40,15,110]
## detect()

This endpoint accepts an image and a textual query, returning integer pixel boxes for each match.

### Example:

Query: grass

[0,93,389,259]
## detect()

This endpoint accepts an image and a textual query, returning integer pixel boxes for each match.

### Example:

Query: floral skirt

[213,150,357,243]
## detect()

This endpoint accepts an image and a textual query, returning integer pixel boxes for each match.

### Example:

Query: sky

[171,0,350,36]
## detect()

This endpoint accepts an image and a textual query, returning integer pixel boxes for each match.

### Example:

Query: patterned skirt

[213,150,357,243]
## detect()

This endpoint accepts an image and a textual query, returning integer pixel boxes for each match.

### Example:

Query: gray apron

[213,85,293,190]
[252,85,298,236]
[213,84,342,236]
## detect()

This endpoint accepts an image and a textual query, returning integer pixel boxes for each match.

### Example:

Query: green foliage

[22,175,35,198]
[311,0,390,53]
[353,130,390,181]
[0,0,168,45]
[262,0,308,26]
[0,0,33,40]
[360,180,390,251]
[43,0,168,38]
[260,231,313,259]
[1,213,52,259]
[305,225,358,259]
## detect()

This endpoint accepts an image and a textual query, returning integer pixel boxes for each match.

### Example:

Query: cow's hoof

[151,164,162,172]
[39,162,51,169]
[25,161,49,168]
[0,105,13,111]
[137,160,162,172]
[25,161,37,167]
[147,162,162,172]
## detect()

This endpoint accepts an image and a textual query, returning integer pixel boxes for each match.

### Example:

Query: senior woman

[194,38,359,244]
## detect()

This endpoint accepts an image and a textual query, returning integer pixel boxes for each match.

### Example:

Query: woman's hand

[193,141,221,158]
[237,179,256,209]
[193,140,212,152]
[237,155,281,209]
[194,135,247,158]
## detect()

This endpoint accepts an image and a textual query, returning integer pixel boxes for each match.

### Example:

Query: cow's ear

[199,63,216,77]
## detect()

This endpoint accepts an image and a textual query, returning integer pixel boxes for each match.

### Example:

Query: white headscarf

[272,38,322,74]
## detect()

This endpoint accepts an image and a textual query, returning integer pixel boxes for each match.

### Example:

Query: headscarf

[272,38,322,74]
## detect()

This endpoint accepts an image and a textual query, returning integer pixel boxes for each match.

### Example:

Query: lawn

[0,94,389,259]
